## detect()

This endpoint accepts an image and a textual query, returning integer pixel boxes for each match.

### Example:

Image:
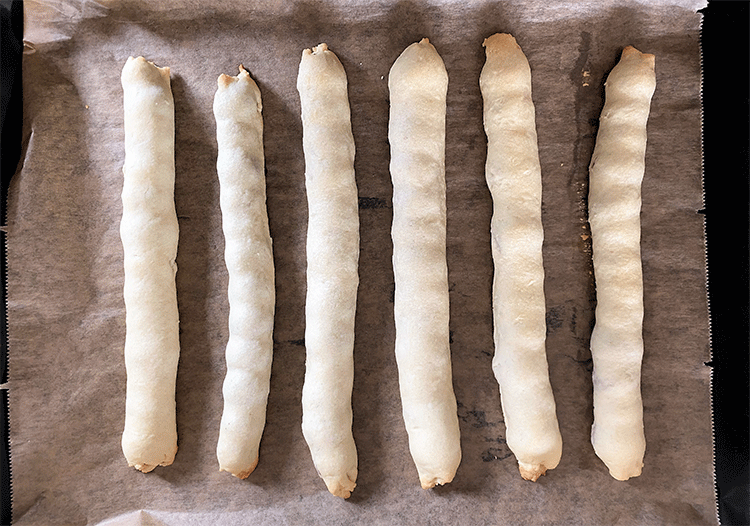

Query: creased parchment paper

[9,0,712,524]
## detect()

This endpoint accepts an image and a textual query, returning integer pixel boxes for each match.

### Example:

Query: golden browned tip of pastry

[237,64,251,80]
[420,479,436,490]
[132,463,156,473]
[218,64,252,89]
[324,477,356,499]
[129,445,177,473]
[122,56,170,85]
[622,45,655,69]
[217,456,259,479]
[302,43,328,57]
[232,457,259,480]
[217,73,236,89]
[482,32,519,52]
[216,66,260,113]
[419,473,455,489]
[607,462,643,481]
[518,462,548,482]
[479,32,531,88]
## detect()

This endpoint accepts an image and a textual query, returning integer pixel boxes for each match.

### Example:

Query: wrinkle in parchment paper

[10,1,711,524]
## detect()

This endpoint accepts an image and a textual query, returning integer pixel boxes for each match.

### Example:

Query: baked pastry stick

[388,38,461,489]
[297,43,359,499]
[214,66,275,479]
[588,46,656,481]
[479,34,563,482]
[120,56,179,472]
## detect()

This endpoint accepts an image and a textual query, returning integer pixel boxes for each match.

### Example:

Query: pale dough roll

[588,45,656,481]
[120,56,179,473]
[297,43,359,499]
[479,33,562,482]
[214,66,275,479]
[388,38,461,489]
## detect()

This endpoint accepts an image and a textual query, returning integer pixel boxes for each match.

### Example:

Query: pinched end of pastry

[215,65,263,114]
[419,472,455,490]
[236,456,259,479]
[481,32,526,70]
[621,45,655,69]
[603,45,656,100]
[593,435,645,481]
[607,462,644,482]
[122,56,170,86]
[297,42,349,95]
[482,32,518,52]
[128,445,178,473]
[220,456,259,480]
[300,42,330,59]
[217,65,251,90]
[480,33,532,91]
[323,474,357,499]
[388,37,448,95]
[518,462,548,482]
[217,73,234,90]
[131,462,160,474]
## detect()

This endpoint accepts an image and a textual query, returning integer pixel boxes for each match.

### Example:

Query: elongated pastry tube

[120,56,179,473]
[214,66,275,479]
[479,33,563,482]
[297,43,359,499]
[388,38,461,489]
[588,46,656,481]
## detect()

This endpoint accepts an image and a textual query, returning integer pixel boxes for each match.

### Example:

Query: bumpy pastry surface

[298,43,359,499]
[120,56,180,473]
[388,38,462,490]
[588,45,656,481]
[214,66,275,480]
[480,33,563,482]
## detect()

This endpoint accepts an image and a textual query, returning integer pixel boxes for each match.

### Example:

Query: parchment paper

[9,0,712,524]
